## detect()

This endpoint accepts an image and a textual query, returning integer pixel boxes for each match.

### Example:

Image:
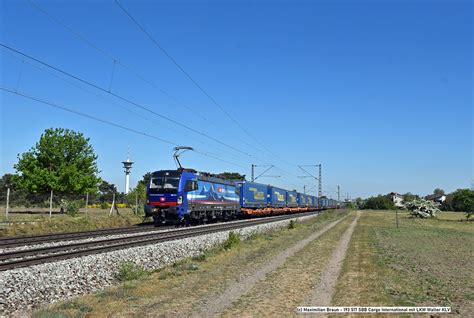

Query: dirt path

[303,211,360,313]
[195,214,349,317]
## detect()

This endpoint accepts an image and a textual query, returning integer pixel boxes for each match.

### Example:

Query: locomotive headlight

[177,196,183,205]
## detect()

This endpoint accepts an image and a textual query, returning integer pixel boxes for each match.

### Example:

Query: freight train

[145,169,338,225]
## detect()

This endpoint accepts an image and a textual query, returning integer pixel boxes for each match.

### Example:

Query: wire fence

[0,188,145,219]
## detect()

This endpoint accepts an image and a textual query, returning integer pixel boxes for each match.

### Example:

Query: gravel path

[303,211,360,316]
[0,214,318,317]
[195,214,348,317]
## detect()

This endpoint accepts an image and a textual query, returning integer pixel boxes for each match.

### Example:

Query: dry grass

[0,209,144,237]
[32,210,471,317]
[221,213,356,317]
[332,211,474,316]
[35,211,348,317]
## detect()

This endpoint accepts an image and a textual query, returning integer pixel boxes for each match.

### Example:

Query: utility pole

[303,185,306,194]
[318,164,322,198]
[337,185,340,208]
[251,164,278,182]
[5,187,10,220]
[298,164,322,203]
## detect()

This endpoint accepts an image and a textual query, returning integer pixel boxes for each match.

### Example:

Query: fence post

[396,208,399,228]
[135,191,138,214]
[85,192,89,214]
[5,187,10,220]
[49,189,53,218]
[109,193,115,216]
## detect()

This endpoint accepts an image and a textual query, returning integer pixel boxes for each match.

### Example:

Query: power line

[1,86,177,146]
[114,0,283,159]
[0,43,258,160]
[8,49,249,165]
[28,1,311,185]
[27,0,276,161]
[27,0,207,121]
[0,85,247,169]
[4,44,308,186]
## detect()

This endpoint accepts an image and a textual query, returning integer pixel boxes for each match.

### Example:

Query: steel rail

[0,211,320,271]
[0,224,161,248]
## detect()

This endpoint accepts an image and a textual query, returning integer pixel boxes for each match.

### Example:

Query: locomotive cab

[145,170,197,225]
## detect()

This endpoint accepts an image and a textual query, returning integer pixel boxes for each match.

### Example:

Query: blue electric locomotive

[145,169,239,225]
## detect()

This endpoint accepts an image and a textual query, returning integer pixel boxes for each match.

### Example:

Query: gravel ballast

[0,213,319,316]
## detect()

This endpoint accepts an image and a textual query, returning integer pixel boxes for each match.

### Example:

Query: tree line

[356,188,474,216]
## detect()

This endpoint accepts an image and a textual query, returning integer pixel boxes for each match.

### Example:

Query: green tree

[126,182,147,214]
[137,172,152,187]
[217,172,246,181]
[362,195,396,210]
[403,192,419,202]
[451,189,474,219]
[433,188,445,196]
[14,128,101,194]
[0,173,17,189]
[98,180,117,203]
[354,197,364,208]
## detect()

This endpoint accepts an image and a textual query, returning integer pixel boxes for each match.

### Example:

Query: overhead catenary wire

[2,44,308,190]
[27,0,207,121]
[26,1,312,189]
[0,86,247,169]
[114,0,291,160]
[1,86,176,146]
[26,0,275,160]
[7,50,249,165]
[0,43,260,160]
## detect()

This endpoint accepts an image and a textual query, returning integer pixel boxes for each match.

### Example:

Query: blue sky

[0,0,472,198]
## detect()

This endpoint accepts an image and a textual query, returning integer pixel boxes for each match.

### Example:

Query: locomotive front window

[150,176,180,193]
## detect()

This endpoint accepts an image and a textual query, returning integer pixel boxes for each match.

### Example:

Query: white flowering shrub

[404,199,441,218]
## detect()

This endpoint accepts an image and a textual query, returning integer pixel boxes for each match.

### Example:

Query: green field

[333,211,473,316]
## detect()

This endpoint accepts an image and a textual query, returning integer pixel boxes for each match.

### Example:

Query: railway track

[0,211,320,271]
[0,224,160,249]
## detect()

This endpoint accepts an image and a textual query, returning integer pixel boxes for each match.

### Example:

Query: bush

[60,199,81,216]
[288,220,297,229]
[404,199,440,218]
[451,189,474,219]
[116,261,147,281]
[362,195,396,210]
[223,231,241,250]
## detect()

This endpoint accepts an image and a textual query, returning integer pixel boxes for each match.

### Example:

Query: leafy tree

[14,128,101,194]
[451,189,474,219]
[217,172,246,180]
[433,188,445,196]
[362,195,396,210]
[0,173,25,205]
[0,173,17,189]
[126,182,147,214]
[403,192,419,202]
[138,172,152,187]
[98,180,117,203]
